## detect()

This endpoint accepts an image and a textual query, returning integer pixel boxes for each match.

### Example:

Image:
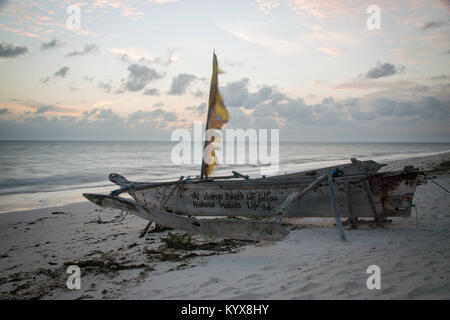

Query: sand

[0,152,449,300]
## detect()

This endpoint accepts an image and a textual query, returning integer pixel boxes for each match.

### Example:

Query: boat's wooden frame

[83,158,419,241]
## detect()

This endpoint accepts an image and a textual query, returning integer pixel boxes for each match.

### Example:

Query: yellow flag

[202,52,229,178]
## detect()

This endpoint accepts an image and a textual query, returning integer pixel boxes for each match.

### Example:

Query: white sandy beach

[0,152,449,300]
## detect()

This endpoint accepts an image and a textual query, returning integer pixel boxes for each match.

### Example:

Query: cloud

[193,90,204,97]
[143,88,160,96]
[97,81,113,93]
[96,108,122,121]
[0,0,8,10]
[0,42,28,58]
[334,79,415,90]
[2,88,449,141]
[168,73,198,95]
[287,0,363,30]
[223,60,244,68]
[66,44,98,57]
[125,64,165,92]
[0,107,177,140]
[364,62,406,79]
[220,78,450,138]
[95,65,164,94]
[110,47,179,66]
[128,109,178,122]
[150,48,179,66]
[146,0,178,4]
[421,21,446,30]
[342,98,359,106]
[92,0,177,20]
[186,102,206,113]
[221,23,303,56]
[256,0,280,15]
[0,107,9,115]
[316,47,346,56]
[54,66,69,78]
[220,78,250,107]
[372,96,449,119]
[41,67,70,83]
[40,38,64,50]
[247,85,285,109]
[348,108,376,121]
[17,101,77,115]
[35,105,57,114]
[220,78,284,110]
[253,96,316,126]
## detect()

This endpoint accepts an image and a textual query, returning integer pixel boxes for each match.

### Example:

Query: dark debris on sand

[0,232,253,299]
[143,232,255,262]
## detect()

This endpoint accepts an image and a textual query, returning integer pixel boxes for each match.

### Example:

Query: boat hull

[128,170,419,219]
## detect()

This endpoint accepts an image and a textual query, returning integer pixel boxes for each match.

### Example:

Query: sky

[0,0,449,142]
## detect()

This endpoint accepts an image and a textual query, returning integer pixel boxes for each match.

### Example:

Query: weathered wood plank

[363,180,380,222]
[273,174,327,224]
[344,182,357,226]
[83,193,289,241]
[327,173,347,241]
[139,176,183,238]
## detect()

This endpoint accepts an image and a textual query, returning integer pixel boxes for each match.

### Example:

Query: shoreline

[2,150,450,216]
[0,152,449,299]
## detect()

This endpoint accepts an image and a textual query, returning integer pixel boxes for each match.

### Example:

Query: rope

[420,172,450,193]
[232,170,249,180]
[412,172,449,231]
[412,169,450,231]
[110,186,130,196]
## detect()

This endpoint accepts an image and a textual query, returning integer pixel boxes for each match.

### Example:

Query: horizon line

[0,139,449,144]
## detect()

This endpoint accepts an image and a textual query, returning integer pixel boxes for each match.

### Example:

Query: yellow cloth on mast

[204,52,229,177]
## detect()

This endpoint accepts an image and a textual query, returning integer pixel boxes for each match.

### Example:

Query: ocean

[0,141,449,213]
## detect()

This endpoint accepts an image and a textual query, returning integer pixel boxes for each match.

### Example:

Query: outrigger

[83,53,419,241]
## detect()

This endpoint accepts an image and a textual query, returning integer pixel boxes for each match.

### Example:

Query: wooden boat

[83,158,419,241]
[83,54,419,241]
